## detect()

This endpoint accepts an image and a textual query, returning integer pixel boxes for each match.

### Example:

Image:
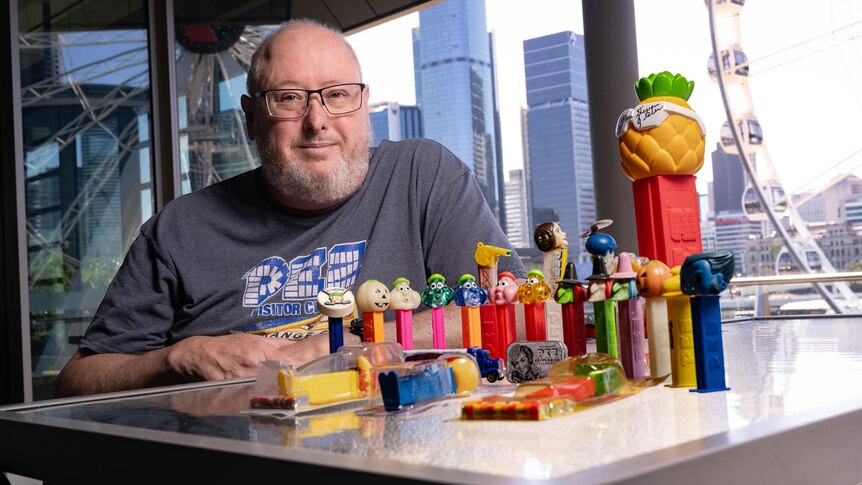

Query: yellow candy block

[297,370,360,405]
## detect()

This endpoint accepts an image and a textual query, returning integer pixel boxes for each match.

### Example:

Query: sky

[346,0,862,200]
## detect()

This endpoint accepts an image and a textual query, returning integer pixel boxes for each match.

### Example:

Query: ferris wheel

[21,25,272,288]
[174,24,270,189]
[706,0,859,312]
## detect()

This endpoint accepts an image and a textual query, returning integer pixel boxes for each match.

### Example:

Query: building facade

[504,169,531,248]
[846,198,862,228]
[796,174,862,225]
[488,31,506,228]
[743,221,862,275]
[711,142,747,214]
[810,222,862,270]
[714,212,764,275]
[414,0,500,220]
[369,102,423,146]
[522,31,594,257]
[701,218,718,252]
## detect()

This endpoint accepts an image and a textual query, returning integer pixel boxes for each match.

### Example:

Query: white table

[2,317,862,484]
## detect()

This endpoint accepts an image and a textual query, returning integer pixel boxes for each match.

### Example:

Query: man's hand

[165,333,332,381]
[55,330,362,397]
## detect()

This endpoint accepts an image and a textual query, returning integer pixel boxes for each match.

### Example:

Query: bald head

[246,19,362,96]
[239,17,372,211]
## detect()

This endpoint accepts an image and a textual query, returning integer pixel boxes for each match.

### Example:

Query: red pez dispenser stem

[495,303,517,363]
[632,175,702,268]
[561,301,587,354]
[523,302,547,341]
[480,305,502,359]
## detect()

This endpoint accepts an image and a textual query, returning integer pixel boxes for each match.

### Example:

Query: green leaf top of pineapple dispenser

[634,71,695,102]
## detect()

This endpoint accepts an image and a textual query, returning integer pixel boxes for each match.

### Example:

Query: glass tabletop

[6,317,862,482]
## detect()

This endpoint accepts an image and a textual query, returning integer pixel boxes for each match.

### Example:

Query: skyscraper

[711,142,747,214]
[711,142,765,274]
[489,31,506,229]
[504,169,530,248]
[369,102,423,146]
[523,31,594,257]
[414,0,500,220]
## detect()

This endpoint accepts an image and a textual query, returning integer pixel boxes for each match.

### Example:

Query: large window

[173,1,290,193]
[11,0,297,401]
[18,0,153,400]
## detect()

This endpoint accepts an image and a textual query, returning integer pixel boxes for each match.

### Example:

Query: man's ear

[240,94,256,140]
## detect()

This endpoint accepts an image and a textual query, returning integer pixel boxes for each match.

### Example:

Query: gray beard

[257,139,370,208]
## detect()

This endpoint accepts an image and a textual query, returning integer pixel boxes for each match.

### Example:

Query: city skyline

[348,0,862,280]
[347,0,862,200]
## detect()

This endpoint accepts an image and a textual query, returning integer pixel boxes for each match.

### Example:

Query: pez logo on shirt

[240,241,366,333]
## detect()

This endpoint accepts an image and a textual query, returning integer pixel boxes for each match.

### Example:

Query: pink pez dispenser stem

[395,309,414,350]
[391,277,421,351]
[421,274,454,351]
[431,307,446,349]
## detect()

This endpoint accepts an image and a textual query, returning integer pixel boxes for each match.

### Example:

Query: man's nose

[303,94,328,129]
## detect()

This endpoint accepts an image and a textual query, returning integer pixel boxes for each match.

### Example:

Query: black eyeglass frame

[251,83,367,120]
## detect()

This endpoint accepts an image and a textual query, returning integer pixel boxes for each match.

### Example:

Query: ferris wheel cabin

[720,117,763,155]
[708,47,750,82]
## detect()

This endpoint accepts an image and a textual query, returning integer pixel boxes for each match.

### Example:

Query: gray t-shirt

[81,138,525,354]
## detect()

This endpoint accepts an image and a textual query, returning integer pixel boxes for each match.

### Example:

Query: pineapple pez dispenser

[617,71,705,267]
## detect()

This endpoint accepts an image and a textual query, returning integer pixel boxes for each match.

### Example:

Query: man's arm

[55,347,177,397]
[54,332,356,397]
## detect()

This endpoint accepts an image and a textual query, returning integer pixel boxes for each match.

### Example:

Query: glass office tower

[523,31,595,256]
[414,0,500,220]
[711,142,747,214]
[504,169,531,248]
[369,102,423,146]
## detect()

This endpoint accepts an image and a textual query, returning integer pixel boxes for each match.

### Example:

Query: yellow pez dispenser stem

[663,269,696,388]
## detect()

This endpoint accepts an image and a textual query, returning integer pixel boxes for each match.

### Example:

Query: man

[55,19,523,397]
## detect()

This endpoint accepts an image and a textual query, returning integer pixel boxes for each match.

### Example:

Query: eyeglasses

[252,83,366,120]
[615,101,706,138]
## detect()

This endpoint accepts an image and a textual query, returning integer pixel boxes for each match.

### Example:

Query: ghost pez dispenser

[391,277,421,350]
